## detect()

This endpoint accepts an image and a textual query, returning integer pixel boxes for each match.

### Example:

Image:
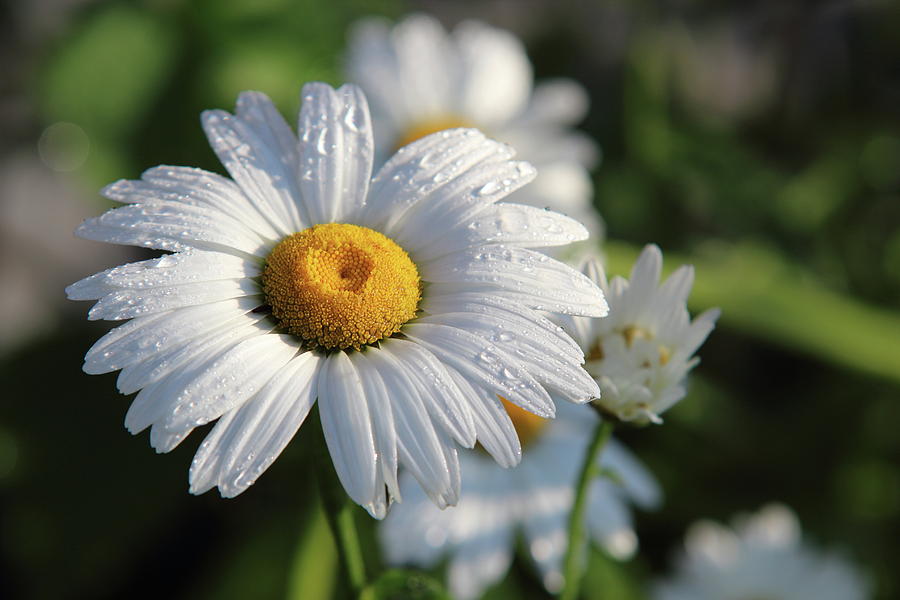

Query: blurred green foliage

[3,0,900,599]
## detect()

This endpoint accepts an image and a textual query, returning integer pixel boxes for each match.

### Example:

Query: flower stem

[311,407,371,599]
[560,418,615,600]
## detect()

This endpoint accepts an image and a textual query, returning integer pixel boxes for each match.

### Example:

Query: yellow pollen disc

[261,223,421,350]
[394,116,474,151]
[500,396,547,448]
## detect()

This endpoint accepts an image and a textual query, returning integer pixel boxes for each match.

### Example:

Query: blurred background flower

[652,504,870,600]
[1,0,898,598]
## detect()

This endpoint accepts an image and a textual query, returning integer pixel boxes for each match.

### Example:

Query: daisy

[66,82,608,518]
[380,401,660,599]
[557,245,719,425]
[653,504,871,600]
[345,13,603,244]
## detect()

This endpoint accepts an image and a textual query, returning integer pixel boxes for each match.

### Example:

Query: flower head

[380,402,661,599]
[346,13,603,246]
[557,245,719,424]
[66,82,607,518]
[653,504,870,600]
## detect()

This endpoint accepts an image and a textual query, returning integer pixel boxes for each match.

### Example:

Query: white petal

[416,311,599,403]
[365,346,458,508]
[150,423,192,454]
[67,250,258,301]
[190,351,322,497]
[348,352,401,502]
[163,333,300,432]
[390,158,536,254]
[76,201,268,258]
[521,486,570,593]
[86,296,262,375]
[87,278,261,321]
[297,82,374,224]
[202,109,303,234]
[519,79,590,127]
[105,166,283,242]
[317,351,380,517]
[421,291,584,363]
[234,91,306,228]
[602,439,663,510]
[447,507,515,600]
[422,245,608,317]
[454,20,532,126]
[123,316,271,434]
[354,14,457,126]
[360,129,513,233]
[379,338,476,447]
[447,369,521,468]
[402,322,555,418]
[412,202,589,262]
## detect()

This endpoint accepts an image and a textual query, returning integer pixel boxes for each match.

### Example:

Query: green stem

[310,407,371,599]
[560,418,615,600]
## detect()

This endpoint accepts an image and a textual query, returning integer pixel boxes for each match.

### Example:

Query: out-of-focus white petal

[454,20,532,126]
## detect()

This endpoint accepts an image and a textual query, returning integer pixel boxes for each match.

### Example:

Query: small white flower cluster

[558,246,720,425]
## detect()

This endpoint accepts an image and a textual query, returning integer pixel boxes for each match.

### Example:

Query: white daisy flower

[557,245,719,425]
[66,82,608,519]
[653,504,871,600]
[380,401,660,599]
[345,13,603,243]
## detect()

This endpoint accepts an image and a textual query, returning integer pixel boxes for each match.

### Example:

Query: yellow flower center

[394,115,474,151]
[261,223,421,350]
[500,397,547,448]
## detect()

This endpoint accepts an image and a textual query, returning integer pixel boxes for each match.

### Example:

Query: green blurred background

[1,0,899,598]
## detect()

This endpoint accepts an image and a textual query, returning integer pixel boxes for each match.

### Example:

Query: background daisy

[653,504,871,600]
[345,13,603,245]
[66,82,607,519]
[380,402,661,599]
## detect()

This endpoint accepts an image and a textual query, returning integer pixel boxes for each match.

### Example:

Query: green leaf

[369,569,450,600]
[287,502,338,600]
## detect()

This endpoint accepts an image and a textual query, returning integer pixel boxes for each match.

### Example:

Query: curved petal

[411,202,589,263]
[416,311,599,403]
[162,333,300,431]
[87,278,261,321]
[76,201,269,259]
[105,166,284,242]
[422,245,608,317]
[348,352,400,502]
[85,296,261,375]
[125,318,274,437]
[317,351,381,517]
[365,346,459,508]
[453,20,532,126]
[202,108,303,235]
[379,338,476,447]
[189,351,322,496]
[297,82,374,224]
[402,322,555,418]
[359,128,514,233]
[67,249,258,301]
[446,369,521,468]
